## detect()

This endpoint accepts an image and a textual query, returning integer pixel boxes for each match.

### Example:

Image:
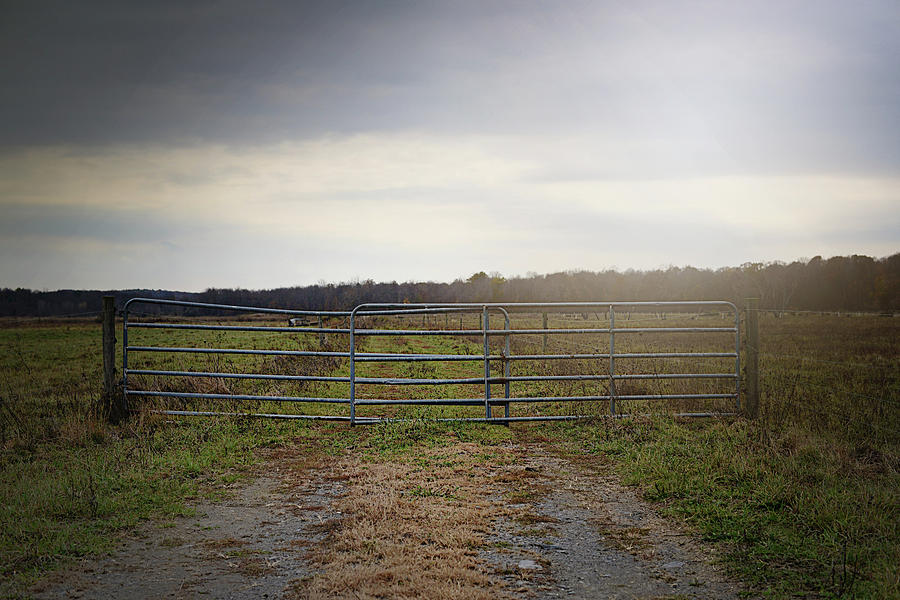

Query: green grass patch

[542,416,899,599]
[0,415,301,595]
[1,311,897,599]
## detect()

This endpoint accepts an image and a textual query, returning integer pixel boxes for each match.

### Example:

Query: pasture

[0,310,897,598]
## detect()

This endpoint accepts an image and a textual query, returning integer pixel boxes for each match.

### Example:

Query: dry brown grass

[287,442,522,600]
[234,555,275,577]
[202,537,248,550]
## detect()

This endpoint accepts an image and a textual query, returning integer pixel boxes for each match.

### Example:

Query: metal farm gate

[123,299,740,424]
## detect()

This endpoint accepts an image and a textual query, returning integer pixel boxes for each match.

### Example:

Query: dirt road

[32,439,744,599]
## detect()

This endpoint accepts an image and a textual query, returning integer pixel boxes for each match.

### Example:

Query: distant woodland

[2,253,898,316]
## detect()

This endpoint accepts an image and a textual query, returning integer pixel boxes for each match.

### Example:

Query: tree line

[2,253,898,317]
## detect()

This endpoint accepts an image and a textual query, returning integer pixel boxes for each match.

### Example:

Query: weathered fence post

[102,296,126,422]
[317,316,325,346]
[745,298,759,419]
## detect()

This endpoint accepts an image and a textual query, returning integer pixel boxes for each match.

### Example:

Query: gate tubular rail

[123,298,740,424]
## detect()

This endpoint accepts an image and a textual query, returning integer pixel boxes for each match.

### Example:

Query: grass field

[0,310,897,598]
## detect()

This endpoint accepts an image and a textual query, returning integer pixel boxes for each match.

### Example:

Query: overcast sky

[1,0,898,291]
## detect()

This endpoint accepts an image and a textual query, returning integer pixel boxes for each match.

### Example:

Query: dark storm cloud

[2,1,899,176]
[1,0,353,145]
[1,0,508,144]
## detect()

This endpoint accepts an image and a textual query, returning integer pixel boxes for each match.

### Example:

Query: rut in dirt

[30,462,345,600]
[479,444,741,599]
[31,439,746,600]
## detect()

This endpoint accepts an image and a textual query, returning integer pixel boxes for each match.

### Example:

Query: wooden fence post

[745,297,759,419]
[318,315,325,346]
[102,296,126,422]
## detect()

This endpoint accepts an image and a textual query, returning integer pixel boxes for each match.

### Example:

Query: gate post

[482,306,491,419]
[349,308,357,426]
[609,305,616,415]
[102,296,126,422]
[542,312,548,352]
[503,309,511,421]
[745,298,759,419]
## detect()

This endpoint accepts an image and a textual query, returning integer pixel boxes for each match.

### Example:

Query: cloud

[533,175,900,233]
[0,203,214,243]
[2,1,898,176]
[1,135,897,290]
[2,1,898,289]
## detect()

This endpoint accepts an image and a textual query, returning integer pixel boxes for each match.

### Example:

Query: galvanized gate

[123,298,740,424]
